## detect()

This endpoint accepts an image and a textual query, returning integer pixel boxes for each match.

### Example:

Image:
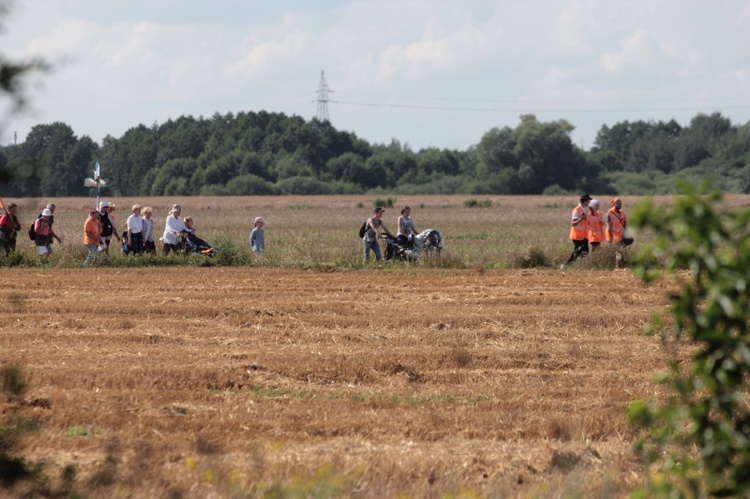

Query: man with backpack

[361,206,394,263]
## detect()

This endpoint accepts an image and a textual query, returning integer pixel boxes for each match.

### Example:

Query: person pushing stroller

[362,207,394,263]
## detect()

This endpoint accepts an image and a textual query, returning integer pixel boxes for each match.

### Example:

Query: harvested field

[1,266,679,497]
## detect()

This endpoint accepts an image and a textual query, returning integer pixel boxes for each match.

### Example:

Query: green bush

[373,197,395,209]
[628,181,750,497]
[463,198,491,208]
[277,176,333,195]
[511,247,551,268]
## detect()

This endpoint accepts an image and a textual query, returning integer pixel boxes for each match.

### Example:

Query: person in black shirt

[98,200,119,252]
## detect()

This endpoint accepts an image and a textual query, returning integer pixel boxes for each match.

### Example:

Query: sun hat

[99,200,110,209]
[590,199,600,208]
[42,208,52,216]
[579,194,592,202]
[254,217,266,224]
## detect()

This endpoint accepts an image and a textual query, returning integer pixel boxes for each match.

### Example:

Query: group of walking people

[83,201,157,264]
[564,194,630,267]
[0,199,268,264]
[2,196,629,267]
[0,202,63,257]
[84,201,267,264]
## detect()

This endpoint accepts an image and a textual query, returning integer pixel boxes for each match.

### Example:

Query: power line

[334,90,749,107]
[329,99,750,115]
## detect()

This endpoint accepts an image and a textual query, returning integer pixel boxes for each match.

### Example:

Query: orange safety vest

[569,205,589,241]
[606,208,627,242]
[588,210,604,243]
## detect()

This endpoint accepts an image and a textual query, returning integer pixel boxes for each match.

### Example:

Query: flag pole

[94,162,101,210]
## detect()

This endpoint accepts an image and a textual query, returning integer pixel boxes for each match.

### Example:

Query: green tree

[510,114,583,193]
[628,183,750,497]
[476,126,517,178]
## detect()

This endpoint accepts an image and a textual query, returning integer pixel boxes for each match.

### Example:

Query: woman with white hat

[33,208,60,257]
[162,204,188,255]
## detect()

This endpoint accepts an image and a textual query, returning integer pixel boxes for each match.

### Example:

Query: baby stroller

[412,229,444,256]
[181,231,214,256]
[383,235,416,262]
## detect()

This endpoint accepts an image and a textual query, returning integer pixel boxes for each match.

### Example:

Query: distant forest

[1,110,749,197]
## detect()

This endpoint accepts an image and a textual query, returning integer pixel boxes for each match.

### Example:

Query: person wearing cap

[98,200,119,252]
[35,203,57,247]
[37,203,56,225]
[363,206,394,263]
[0,203,20,255]
[125,205,144,255]
[83,209,104,265]
[33,208,60,257]
[587,199,605,251]
[249,217,265,257]
[562,194,591,267]
[162,204,189,255]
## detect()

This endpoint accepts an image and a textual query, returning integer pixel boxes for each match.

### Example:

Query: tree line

[1,110,749,197]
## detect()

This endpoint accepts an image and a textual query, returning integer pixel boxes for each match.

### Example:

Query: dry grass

[0,262,687,498]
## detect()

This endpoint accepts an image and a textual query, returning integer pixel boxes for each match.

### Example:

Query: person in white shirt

[141,207,156,254]
[162,204,189,255]
[125,204,144,255]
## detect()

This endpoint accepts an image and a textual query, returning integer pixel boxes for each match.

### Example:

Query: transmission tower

[315,70,331,122]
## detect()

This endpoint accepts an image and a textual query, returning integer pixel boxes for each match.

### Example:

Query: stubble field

[1,194,732,497]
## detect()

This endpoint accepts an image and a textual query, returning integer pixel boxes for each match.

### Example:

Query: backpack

[28,222,36,241]
[358,220,368,238]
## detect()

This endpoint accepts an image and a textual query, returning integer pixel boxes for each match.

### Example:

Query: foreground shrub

[628,182,750,497]
[1,363,79,495]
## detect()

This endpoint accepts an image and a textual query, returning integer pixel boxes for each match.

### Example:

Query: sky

[1,0,749,152]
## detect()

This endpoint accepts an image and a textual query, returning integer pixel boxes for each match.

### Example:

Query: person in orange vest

[606,197,628,245]
[563,194,592,267]
[587,199,605,251]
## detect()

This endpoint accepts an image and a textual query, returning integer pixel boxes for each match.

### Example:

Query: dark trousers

[565,239,589,265]
[128,232,144,255]
[163,242,183,255]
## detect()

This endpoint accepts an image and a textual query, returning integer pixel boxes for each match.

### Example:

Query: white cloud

[224,34,308,80]
[25,19,97,58]
[94,22,162,69]
[374,20,499,82]
[601,29,648,73]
